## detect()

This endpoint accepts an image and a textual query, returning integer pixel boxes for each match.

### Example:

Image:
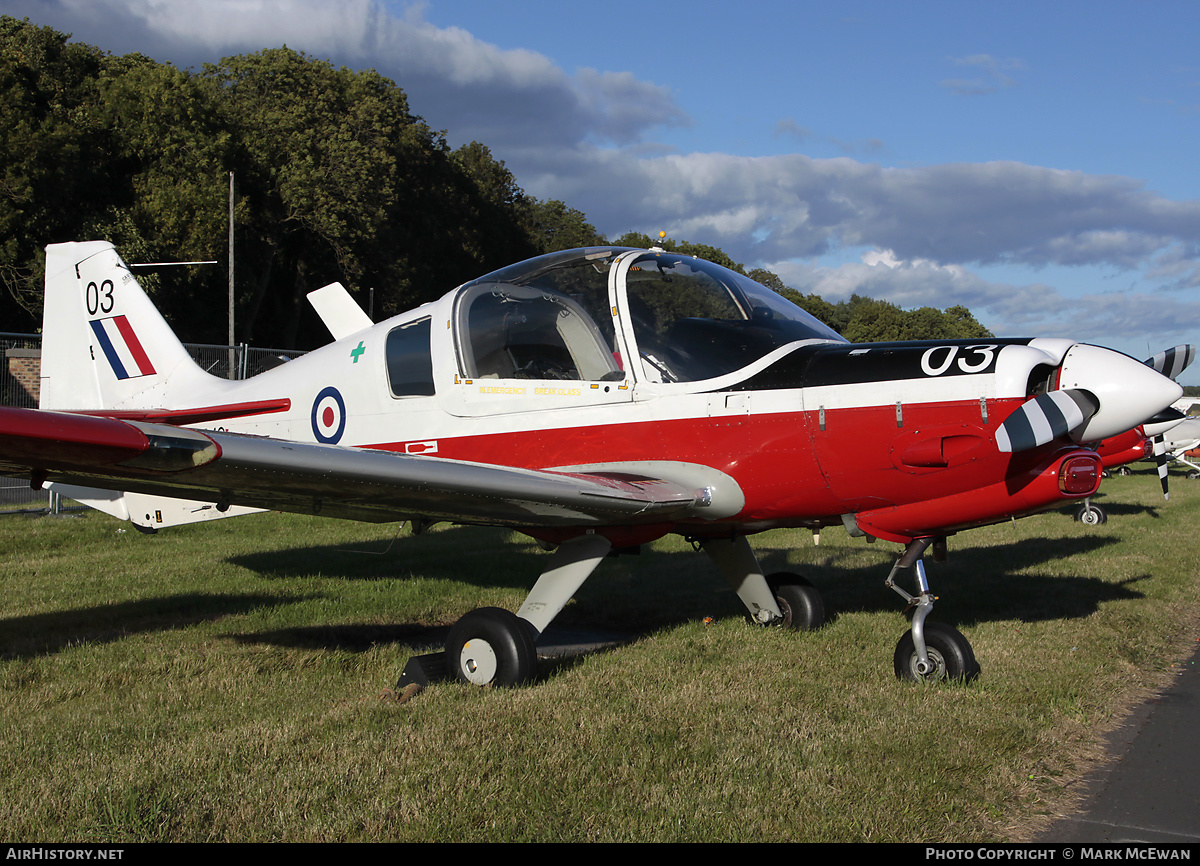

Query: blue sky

[9,0,1200,380]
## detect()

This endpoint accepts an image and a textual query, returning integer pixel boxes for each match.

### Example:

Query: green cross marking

[351,341,365,363]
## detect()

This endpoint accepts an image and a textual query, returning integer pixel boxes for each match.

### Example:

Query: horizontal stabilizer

[77,399,291,426]
[48,483,264,529]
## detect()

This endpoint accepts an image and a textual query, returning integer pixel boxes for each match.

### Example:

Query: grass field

[1,467,1197,842]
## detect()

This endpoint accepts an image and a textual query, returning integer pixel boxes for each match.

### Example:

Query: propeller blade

[1143,407,1187,439]
[1153,434,1170,500]
[996,389,1099,453]
[1144,344,1196,379]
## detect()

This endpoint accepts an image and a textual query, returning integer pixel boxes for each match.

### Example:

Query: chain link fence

[2,334,306,511]
[184,342,306,380]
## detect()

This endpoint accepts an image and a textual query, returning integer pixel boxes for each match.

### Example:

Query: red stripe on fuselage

[366,397,1030,527]
[79,399,292,426]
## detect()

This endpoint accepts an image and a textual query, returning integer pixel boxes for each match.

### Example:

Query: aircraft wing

[0,406,715,528]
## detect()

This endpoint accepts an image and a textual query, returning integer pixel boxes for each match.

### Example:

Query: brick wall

[5,348,40,406]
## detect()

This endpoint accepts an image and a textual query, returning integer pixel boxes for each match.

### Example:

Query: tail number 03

[920,345,998,376]
[86,280,115,316]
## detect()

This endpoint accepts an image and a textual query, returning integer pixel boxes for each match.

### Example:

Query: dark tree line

[0,17,603,347]
[1,16,989,349]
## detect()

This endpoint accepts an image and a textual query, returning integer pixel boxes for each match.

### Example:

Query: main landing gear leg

[886,537,979,683]
[701,536,825,630]
[441,533,613,688]
[516,533,613,637]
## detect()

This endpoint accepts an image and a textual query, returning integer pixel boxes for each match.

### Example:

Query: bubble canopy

[459,247,845,385]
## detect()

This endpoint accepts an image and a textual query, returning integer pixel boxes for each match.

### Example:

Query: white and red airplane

[0,241,1186,688]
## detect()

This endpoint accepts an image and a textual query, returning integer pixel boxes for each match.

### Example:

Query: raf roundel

[311,386,346,444]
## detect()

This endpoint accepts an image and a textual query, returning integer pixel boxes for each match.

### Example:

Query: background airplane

[1066,350,1197,525]
[0,241,1184,689]
[1152,413,1200,480]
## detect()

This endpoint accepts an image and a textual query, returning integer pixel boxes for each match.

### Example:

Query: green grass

[1,467,1198,842]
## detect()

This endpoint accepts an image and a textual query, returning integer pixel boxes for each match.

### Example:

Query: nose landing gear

[1073,501,1107,525]
[885,537,980,683]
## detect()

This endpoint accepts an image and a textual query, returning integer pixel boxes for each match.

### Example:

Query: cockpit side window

[457,283,623,382]
[386,318,435,397]
[461,248,622,357]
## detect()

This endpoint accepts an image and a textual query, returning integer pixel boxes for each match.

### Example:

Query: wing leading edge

[0,406,719,528]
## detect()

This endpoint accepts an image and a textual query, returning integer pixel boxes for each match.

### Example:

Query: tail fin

[40,243,262,530]
[40,241,222,411]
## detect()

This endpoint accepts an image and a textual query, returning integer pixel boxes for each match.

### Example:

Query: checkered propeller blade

[1153,434,1170,500]
[1144,345,1196,380]
[996,389,1099,453]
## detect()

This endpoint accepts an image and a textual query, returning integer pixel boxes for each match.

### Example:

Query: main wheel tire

[445,607,537,687]
[893,621,980,683]
[1074,503,1107,525]
[766,572,825,631]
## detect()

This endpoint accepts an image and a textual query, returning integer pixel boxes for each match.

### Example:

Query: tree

[0,16,110,329]
[449,141,539,264]
[747,267,786,291]
[525,198,605,253]
[452,141,527,212]
[0,26,555,346]
[87,52,234,337]
[941,304,992,339]
[0,19,997,352]
[842,297,908,343]
[199,49,533,344]
[202,49,417,343]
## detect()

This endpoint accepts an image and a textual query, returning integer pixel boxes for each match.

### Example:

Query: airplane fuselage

[168,279,1099,547]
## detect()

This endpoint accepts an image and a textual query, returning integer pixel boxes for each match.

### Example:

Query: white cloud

[529,152,1200,284]
[766,249,1200,357]
[7,0,688,148]
[941,54,1025,95]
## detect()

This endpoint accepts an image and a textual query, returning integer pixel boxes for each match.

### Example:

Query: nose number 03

[921,345,998,376]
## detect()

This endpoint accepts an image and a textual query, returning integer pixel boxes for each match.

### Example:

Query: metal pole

[228,171,236,379]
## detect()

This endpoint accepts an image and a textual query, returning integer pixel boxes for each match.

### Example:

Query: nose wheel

[893,621,979,683]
